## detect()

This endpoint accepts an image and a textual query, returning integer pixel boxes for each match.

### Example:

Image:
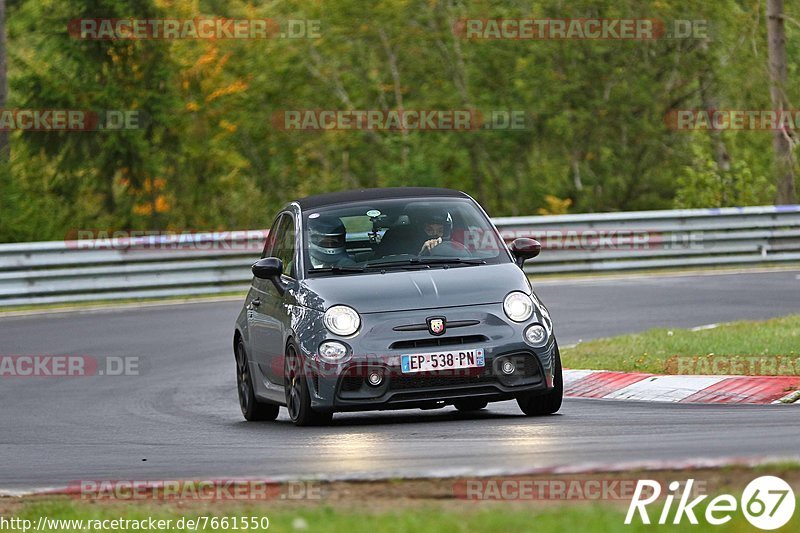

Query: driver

[418,211,453,255]
[307,216,356,268]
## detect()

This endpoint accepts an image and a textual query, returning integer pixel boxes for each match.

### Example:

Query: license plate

[401,348,485,373]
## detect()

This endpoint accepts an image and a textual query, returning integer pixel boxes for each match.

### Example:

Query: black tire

[453,399,489,412]
[236,337,280,422]
[284,342,333,427]
[517,344,563,416]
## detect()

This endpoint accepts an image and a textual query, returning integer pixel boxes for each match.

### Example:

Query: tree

[0,0,8,159]
[1,0,798,242]
[766,0,797,204]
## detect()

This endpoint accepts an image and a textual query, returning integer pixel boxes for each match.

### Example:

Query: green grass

[562,314,800,374]
[2,499,776,533]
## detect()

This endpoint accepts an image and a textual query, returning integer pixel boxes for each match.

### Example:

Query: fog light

[367,371,383,386]
[501,360,516,375]
[524,324,548,347]
[318,341,348,363]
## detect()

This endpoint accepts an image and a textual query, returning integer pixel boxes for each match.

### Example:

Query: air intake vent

[393,319,480,332]
[390,334,489,350]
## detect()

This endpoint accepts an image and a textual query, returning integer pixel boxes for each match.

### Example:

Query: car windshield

[303,197,511,275]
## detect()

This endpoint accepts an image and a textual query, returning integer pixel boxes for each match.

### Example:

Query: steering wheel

[420,239,470,257]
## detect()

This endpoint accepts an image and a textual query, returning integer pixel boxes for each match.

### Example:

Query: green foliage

[674,139,774,208]
[0,0,798,241]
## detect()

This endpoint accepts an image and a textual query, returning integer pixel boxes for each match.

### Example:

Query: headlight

[318,341,349,363]
[524,324,548,347]
[503,292,534,322]
[323,305,361,336]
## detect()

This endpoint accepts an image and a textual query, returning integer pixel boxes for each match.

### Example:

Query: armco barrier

[1,205,799,306]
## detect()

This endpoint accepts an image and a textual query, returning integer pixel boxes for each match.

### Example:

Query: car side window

[273,214,297,279]
[261,216,283,259]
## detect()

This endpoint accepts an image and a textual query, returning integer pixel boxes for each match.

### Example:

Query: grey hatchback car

[233,187,561,425]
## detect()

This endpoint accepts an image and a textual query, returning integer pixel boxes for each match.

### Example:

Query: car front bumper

[294,302,557,411]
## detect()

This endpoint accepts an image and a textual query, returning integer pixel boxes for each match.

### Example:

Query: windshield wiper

[417,257,486,265]
[310,258,488,274]
[365,257,486,270]
[363,259,430,270]
[307,265,366,275]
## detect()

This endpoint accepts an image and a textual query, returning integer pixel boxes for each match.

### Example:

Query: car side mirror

[252,257,288,295]
[509,238,541,268]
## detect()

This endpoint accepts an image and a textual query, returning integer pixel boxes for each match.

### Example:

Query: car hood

[299,262,531,313]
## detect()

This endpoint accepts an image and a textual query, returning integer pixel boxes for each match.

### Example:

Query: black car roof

[295,187,470,210]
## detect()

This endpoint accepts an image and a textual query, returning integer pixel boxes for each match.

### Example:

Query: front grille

[392,319,481,332]
[390,334,489,350]
[523,355,539,376]
[340,375,364,392]
[389,369,494,390]
[391,385,500,401]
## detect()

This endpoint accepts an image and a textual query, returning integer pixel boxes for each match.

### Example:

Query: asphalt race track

[1,269,799,491]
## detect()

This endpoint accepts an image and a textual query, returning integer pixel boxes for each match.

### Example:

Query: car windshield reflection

[303,197,509,275]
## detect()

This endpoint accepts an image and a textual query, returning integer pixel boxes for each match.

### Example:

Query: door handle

[251,298,261,308]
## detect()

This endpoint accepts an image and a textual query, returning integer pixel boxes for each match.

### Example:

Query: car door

[247,214,288,385]
[260,212,299,385]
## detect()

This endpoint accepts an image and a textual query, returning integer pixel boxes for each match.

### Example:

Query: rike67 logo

[625,476,795,530]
